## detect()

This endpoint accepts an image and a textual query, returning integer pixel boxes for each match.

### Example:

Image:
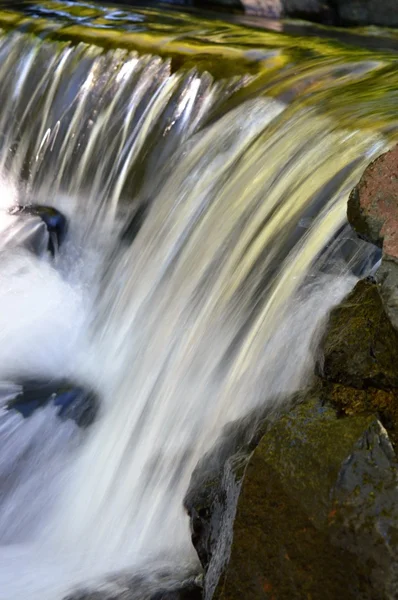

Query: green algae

[214,397,398,599]
[0,1,398,86]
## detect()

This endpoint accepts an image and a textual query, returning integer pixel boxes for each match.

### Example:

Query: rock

[9,204,68,255]
[347,146,398,335]
[318,277,398,390]
[281,0,336,23]
[336,0,398,27]
[149,577,203,600]
[7,379,99,428]
[347,145,398,257]
[375,257,398,333]
[63,573,203,600]
[184,402,278,572]
[212,398,398,600]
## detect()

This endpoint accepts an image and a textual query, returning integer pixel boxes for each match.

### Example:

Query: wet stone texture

[214,400,398,600]
[318,277,398,390]
[186,395,398,600]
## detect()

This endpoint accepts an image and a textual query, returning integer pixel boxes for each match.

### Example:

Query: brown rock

[347,145,398,259]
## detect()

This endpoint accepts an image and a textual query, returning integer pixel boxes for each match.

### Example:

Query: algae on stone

[214,399,398,600]
[319,277,398,390]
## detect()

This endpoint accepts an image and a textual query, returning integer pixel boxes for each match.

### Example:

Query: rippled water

[0,2,396,599]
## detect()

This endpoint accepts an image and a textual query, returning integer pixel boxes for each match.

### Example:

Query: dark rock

[120,204,148,246]
[336,0,398,27]
[281,0,337,23]
[7,379,99,428]
[212,398,398,600]
[375,257,398,333]
[318,277,398,390]
[184,401,278,572]
[9,204,68,255]
[149,577,203,600]
[63,573,203,600]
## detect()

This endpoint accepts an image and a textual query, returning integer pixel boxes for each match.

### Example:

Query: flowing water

[0,1,397,598]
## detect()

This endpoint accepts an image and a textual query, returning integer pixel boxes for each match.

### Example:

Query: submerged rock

[149,577,203,600]
[7,379,99,428]
[63,573,203,600]
[8,204,68,256]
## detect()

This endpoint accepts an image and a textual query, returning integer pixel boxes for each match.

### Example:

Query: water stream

[0,2,397,598]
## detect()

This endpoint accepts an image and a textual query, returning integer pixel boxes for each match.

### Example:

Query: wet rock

[63,573,203,600]
[149,577,203,600]
[184,402,277,572]
[7,379,99,428]
[211,399,398,600]
[375,257,398,333]
[318,277,398,389]
[336,0,398,27]
[281,0,336,23]
[347,145,398,257]
[9,204,67,255]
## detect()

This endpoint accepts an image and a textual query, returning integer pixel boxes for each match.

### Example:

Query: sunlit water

[0,3,396,599]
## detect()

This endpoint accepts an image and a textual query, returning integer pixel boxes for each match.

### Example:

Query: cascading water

[0,2,397,598]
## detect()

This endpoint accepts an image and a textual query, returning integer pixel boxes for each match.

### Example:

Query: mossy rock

[318,277,398,390]
[214,399,398,600]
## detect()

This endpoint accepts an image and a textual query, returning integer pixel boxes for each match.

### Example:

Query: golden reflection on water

[0,0,396,136]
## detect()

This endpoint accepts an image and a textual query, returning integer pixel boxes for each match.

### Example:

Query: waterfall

[0,12,396,600]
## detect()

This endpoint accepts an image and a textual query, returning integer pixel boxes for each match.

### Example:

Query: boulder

[347,145,398,332]
[318,276,398,445]
[347,145,398,257]
[206,398,398,600]
[318,277,398,390]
